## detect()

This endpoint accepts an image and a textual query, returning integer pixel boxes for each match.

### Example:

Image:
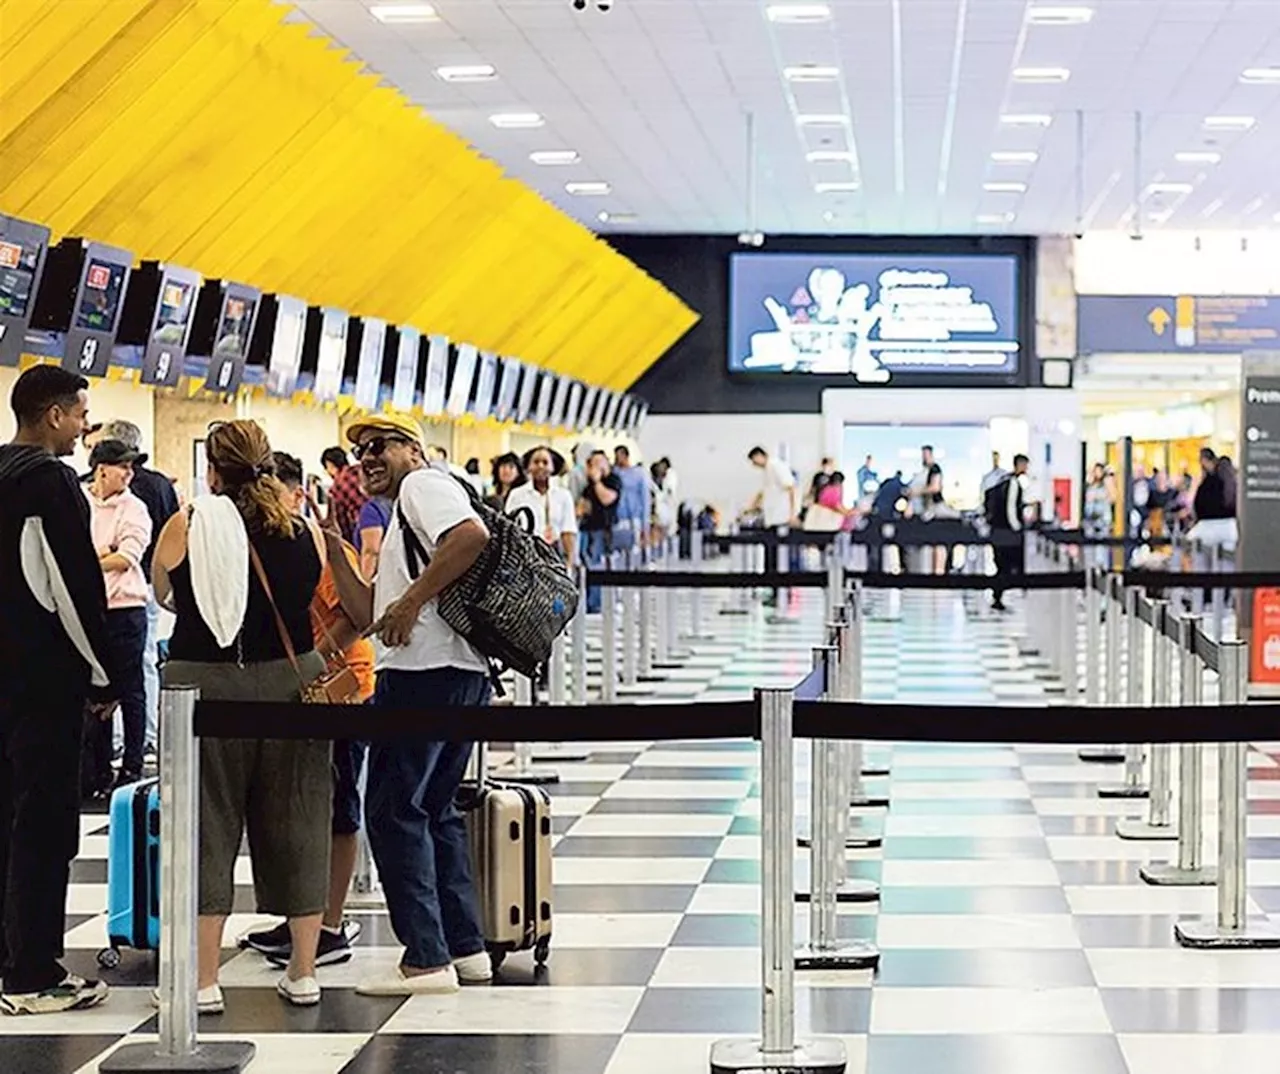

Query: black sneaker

[240,920,291,957]
[266,920,362,968]
[0,974,109,1016]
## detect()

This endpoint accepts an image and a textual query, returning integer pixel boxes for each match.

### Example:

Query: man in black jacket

[0,366,115,1015]
[986,453,1029,612]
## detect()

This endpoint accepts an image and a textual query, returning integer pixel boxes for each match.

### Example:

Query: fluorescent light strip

[805,149,856,163]
[1174,151,1221,164]
[1144,181,1193,195]
[1026,6,1093,25]
[1241,67,1280,84]
[1000,113,1053,127]
[489,112,544,128]
[784,64,840,82]
[983,181,1027,193]
[370,3,438,23]
[815,181,859,193]
[566,181,611,195]
[530,150,580,165]
[436,64,496,82]
[796,113,849,126]
[1012,66,1070,83]
[976,212,1015,224]
[765,3,831,23]
[598,211,638,224]
[1203,115,1255,131]
[991,150,1039,163]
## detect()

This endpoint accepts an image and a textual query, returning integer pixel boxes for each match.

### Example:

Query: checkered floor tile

[8,589,1280,1074]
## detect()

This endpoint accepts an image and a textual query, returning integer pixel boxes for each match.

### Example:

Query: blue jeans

[366,667,489,969]
[583,529,609,614]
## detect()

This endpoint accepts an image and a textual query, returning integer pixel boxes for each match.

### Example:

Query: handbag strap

[247,539,308,687]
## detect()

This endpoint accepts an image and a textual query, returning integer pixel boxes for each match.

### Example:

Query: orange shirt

[311,541,376,701]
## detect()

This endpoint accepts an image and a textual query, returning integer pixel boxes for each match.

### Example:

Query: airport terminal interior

[5,0,1280,1072]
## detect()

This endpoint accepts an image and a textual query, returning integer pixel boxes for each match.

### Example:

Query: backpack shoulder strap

[397,502,430,581]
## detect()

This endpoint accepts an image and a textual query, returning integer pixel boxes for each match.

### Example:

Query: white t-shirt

[374,468,488,674]
[761,458,796,527]
[504,484,577,546]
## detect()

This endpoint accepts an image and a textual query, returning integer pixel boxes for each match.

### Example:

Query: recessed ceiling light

[1174,150,1221,164]
[1000,113,1053,127]
[990,150,1039,164]
[1144,181,1194,195]
[436,64,496,82]
[597,211,638,224]
[784,64,840,82]
[976,212,1016,224]
[370,3,438,23]
[1013,66,1071,83]
[1026,6,1093,25]
[1203,115,1256,131]
[815,181,859,193]
[822,210,836,223]
[1241,67,1280,84]
[489,112,544,128]
[796,113,849,126]
[530,150,580,165]
[566,181,611,196]
[805,150,856,163]
[765,3,831,23]
[983,181,1027,193]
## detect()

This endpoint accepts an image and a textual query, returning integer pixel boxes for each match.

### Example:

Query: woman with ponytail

[151,420,329,1013]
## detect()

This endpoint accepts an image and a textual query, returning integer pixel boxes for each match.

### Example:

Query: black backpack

[984,476,1016,527]
[398,476,580,681]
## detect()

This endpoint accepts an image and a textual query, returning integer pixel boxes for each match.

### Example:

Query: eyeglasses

[354,435,411,461]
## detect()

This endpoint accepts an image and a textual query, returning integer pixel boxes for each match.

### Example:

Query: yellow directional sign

[1147,306,1172,335]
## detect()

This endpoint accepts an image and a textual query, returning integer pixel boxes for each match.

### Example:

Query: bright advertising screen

[74,257,129,332]
[728,252,1021,382]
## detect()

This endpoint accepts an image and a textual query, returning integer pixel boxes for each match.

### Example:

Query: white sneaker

[276,974,320,1007]
[453,951,493,984]
[1,974,108,1016]
[356,965,460,997]
[149,984,224,1016]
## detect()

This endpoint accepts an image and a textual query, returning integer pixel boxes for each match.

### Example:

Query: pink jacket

[85,487,152,609]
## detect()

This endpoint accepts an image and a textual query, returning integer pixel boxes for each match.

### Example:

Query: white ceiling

[290,0,1280,235]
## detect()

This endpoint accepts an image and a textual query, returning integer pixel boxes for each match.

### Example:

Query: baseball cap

[89,439,146,469]
[345,412,423,448]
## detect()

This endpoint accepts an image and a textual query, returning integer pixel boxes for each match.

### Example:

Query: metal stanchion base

[499,767,561,786]
[850,792,890,809]
[101,1042,256,1074]
[1140,862,1217,887]
[345,889,387,910]
[1078,747,1126,763]
[709,1037,847,1074]
[719,608,751,616]
[860,764,890,777]
[1115,819,1178,841]
[1175,919,1280,949]
[1097,783,1149,799]
[531,746,589,763]
[795,879,880,904]
[797,831,883,850]
[795,940,880,971]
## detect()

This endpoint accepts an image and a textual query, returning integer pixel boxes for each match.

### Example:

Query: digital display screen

[447,343,478,417]
[314,308,348,403]
[392,327,420,412]
[549,376,570,428]
[153,281,196,348]
[728,252,1021,381]
[0,232,43,320]
[603,392,624,431]
[206,286,259,393]
[580,386,600,429]
[267,296,307,397]
[533,370,553,425]
[495,359,520,422]
[141,266,201,387]
[423,334,448,414]
[515,362,537,424]
[74,257,128,332]
[472,351,498,419]
[354,318,386,412]
[564,382,584,430]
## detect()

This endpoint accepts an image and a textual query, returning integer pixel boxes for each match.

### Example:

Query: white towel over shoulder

[188,495,249,649]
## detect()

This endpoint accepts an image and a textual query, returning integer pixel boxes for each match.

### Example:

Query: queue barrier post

[1099,584,1150,800]
[688,530,707,639]
[601,586,619,704]
[102,688,255,1074]
[1079,567,1126,764]
[1209,543,1226,640]
[1142,614,1216,886]
[1117,600,1177,839]
[639,585,656,680]
[709,688,847,1074]
[1059,550,1079,701]
[571,569,588,706]
[621,586,639,688]
[1176,640,1280,949]
[503,675,560,785]
[833,613,882,897]
[846,583,891,792]
[532,635,589,765]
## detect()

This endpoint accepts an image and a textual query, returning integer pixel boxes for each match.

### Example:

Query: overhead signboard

[392,327,420,411]
[65,241,133,378]
[353,318,386,411]
[447,343,478,417]
[206,283,260,394]
[141,264,201,387]
[1078,294,1280,354]
[314,308,348,403]
[423,334,448,415]
[1240,352,1280,694]
[266,295,307,397]
[533,370,553,425]
[495,358,520,423]
[515,362,537,423]
[472,350,498,419]
[0,215,50,366]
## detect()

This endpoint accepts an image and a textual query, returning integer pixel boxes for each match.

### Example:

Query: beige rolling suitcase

[458,744,553,969]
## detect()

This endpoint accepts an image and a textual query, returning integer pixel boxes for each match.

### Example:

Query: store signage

[1239,352,1280,693]
[1078,294,1280,354]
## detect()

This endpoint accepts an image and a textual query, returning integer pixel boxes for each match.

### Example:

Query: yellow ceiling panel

[0,0,696,392]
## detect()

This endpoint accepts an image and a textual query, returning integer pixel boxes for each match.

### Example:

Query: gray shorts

[164,655,332,917]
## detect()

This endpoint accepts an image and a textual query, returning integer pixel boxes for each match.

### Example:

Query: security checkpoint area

[36,524,1280,1074]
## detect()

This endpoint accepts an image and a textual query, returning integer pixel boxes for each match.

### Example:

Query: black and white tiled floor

[10,590,1280,1074]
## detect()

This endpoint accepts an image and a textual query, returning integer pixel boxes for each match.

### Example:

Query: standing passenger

[321,446,367,545]
[506,446,577,563]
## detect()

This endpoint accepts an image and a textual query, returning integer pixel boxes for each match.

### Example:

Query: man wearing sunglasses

[321,413,493,997]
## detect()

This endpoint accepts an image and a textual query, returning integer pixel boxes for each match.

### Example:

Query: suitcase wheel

[489,949,507,972]
[534,938,550,966]
[97,947,121,970]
